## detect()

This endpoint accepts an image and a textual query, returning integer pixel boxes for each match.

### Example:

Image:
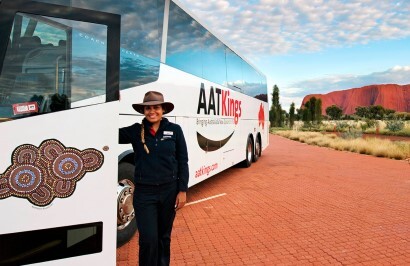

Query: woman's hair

[141,123,149,154]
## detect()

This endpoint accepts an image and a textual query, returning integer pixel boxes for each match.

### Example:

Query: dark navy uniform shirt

[119,118,189,191]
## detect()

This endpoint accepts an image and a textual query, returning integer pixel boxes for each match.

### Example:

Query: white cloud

[280,95,305,111]
[179,0,410,57]
[281,87,306,95]
[391,65,410,71]
[285,65,410,95]
[178,0,410,111]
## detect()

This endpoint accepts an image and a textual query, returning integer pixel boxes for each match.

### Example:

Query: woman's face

[144,104,164,124]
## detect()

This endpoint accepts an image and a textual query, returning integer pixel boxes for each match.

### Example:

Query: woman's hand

[175,191,187,211]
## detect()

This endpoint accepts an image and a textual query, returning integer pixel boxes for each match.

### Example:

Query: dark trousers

[133,181,178,266]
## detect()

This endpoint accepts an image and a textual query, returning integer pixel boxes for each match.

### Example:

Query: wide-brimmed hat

[132,91,174,114]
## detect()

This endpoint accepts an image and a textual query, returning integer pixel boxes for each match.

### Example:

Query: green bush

[340,130,363,140]
[336,121,349,131]
[360,123,368,132]
[386,120,405,132]
[393,112,410,120]
[365,119,378,129]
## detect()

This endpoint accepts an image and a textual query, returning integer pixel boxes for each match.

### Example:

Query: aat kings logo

[197,83,242,124]
[196,83,241,152]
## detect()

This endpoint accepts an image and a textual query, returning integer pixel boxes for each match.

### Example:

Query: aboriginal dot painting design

[0,139,104,206]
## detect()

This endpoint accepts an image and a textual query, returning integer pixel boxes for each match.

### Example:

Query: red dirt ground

[117,134,410,265]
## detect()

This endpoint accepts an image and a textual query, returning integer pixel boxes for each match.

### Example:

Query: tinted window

[166,3,204,78]
[226,48,243,92]
[166,2,267,101]
[0,13,108,121]
[167,2,227,85]
[202,33,226,86]
[242,62,266,99]
[120,49,159,89]
[70,29,107,102]
[36,0,165,89]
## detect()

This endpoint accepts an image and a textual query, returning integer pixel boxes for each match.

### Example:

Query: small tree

[289,102,295,127]
[301,97,322,124]
[368,105,385,119]
[394,112,410,120]
[315,98,322,123]
[296,108,302,121]
[326,105,343,120]
[302,105,310,122]
[384,109,396,120]
[277,103,284,127]
[308,97,317,122]
[281,108,287,127]
[355,106,369,118]
[303,101,312,122]
[269,85,283,127]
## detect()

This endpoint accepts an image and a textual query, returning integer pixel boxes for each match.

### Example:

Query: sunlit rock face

[301,84,410,114]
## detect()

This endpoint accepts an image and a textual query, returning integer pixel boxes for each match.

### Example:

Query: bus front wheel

[117,162,138,247]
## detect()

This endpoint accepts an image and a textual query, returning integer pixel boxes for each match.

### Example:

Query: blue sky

[179,0,410,111]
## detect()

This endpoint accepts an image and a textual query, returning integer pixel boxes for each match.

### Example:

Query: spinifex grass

[275,131,410,160]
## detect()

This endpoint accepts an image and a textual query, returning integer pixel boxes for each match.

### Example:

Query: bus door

[0,0,120,265]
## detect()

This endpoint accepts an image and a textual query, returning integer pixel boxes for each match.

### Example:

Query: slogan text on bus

[197,83,242,125]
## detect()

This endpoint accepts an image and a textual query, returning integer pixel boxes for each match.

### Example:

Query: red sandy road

[117,134,410,265]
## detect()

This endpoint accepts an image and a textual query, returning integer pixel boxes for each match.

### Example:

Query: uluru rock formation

[301,84,410,115]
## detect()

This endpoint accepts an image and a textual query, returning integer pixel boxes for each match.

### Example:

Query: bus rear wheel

[241,136,253,168]
[253,136,261,162]
[117,162,138,247]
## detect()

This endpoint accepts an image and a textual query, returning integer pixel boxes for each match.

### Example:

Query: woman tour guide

[119,91,189,266]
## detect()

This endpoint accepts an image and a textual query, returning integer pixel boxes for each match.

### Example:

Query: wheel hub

[117,179,135,230]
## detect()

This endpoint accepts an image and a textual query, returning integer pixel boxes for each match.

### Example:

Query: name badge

[163,131,174,136]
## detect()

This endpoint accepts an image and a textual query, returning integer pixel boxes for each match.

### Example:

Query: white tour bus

[0,0,269,264]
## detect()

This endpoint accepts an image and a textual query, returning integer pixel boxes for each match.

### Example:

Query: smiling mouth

[196,131,234,152]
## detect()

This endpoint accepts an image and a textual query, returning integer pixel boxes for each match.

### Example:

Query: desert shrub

[273,130,410,160]
[394,112,410,120]
[385,120,405,132]
[360,123,368,132]
[365,119,378,129]
[336,121,349,131]
[320,121,336,132]
[340,130,363,140]
[302,121,312,130]
[301,121,322,132]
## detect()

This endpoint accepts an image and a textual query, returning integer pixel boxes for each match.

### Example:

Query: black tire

[253,136,261,162]
[117,162,138,247]
[241,137,253,168]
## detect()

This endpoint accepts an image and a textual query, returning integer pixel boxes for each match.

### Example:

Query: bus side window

[0,14,69,121]
[0,12,110,122]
